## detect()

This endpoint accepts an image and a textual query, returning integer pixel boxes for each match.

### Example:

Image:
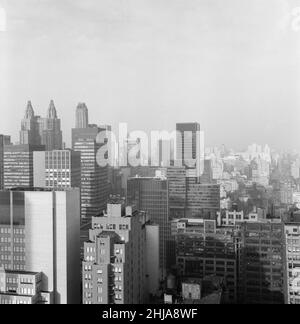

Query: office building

[162,166,187,220]
[238,221,285,304]
[33,150,81,189]
[172,218,239,303]
[3,144,45,189]
[127,175,171,275]
[186,182,220,219]
[0,188,81,304]
[72,126,109,219]
[82,200,159,304]
[176,123,204,178]
[0,135,11,189]
[284,223,300,304]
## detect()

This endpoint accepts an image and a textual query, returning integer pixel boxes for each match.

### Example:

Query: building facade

[127,176,171,275]
[82,201,158,304]
[72,126,109,219]
[0,135,11,190]
[0,188,81,304]
[238,221,285,304]
[172,218,239,303]
[284,223,300,304]
[3,144,45,189]
[33,150,81,189]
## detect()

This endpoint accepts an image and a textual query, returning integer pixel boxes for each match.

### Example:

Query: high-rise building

[160,166,187,219]
[238,221,285,304]
[72,126,109,219]
[82,200,159,304]
[38,100,63,151]
[19,100,63,150]
[76,103,89,129]
[19,101,41,146]
[3,144,45,189]
[0,135,11,189]
[33,150,81,189]
[176,123,204,178]
[127,175,171,275]
[284,222,300,304]
[0,188,81,304]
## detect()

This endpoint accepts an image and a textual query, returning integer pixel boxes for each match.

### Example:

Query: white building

[0,188,81,304]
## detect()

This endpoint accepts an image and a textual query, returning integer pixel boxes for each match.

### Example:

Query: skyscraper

[0,135,11,189]
[284,222,300,304]
[19,101,41,146]
[19,100,63,150]
[76,103,89,129]
[0,188,81,304]
[4,144,45,189]
[72,126,109,219]
[127,175,170,276]
[33,150,81,189]
[176,123,205,178]
[38,100,63,151]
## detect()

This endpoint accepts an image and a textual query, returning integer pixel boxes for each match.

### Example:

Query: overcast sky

[0,0,300,151]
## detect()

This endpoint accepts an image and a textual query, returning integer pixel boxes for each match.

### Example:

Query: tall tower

[38,100,63,151]
[176,123,205,179]
[72,126,109,220]
[20,101,41,146]
[127,175,170,276]
[76,103,89,129]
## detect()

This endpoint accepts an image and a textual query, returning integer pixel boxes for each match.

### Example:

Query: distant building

[0,188,81,304]
[33,150,81,189]
[37,100,63,151]
[176,123,204,178]
[75,103,89,129]
[19,101,41,146]
[19,100,63,150]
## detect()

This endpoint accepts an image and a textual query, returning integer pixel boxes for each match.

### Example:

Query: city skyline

[1,99,299,155]
[1,0,300,307]
[0,0,300,151]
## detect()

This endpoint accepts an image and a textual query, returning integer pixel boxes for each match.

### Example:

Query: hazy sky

[0,0,300,151]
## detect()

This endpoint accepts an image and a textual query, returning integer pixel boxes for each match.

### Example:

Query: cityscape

[0,101,299,305]
[1,0,300,308]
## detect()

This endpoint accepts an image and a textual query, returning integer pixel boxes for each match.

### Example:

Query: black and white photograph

[0,0,300,309]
